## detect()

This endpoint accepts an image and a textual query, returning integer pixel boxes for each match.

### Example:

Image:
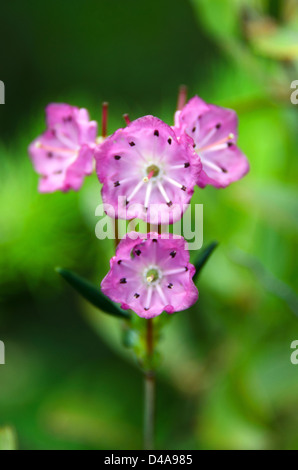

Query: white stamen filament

[144,180,153,209]
[152,238,158,265]
[200,143,229,153]
[163,176,183,189]
[170,164,186,170]
[131,145,147,162]
[198,134,234,153]
[157,181,171,204]
[35,142,77,155]
[198,126,217,148]
[163,267,187,276]
[145,286,153,310]
[156,284,167,305]
[55,131,79,150]
[200,157,223,173]
[120,261,139,272]
[119,176,139,185]
[127,180,144,202]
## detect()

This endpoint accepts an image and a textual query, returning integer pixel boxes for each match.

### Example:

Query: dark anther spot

[167,201,173,207]
[228,142,233,147]
[184,162,190,168]
[125,200,129,206]
[135,249,141,256]
[63,116,72,123]
[152,239,158,243]
[167,138,172,145]
[120,278,127,284]
[134,293,140,298]
[221,167,228,173]
[117,260,122,265]
[144,307,149,311]
[181,185,186,191]
[170,251,176,258]
[216,123,221,129]
[185,266,188,271]
[129,141,135,147]
[47,152,53,158]
[192,127,196,133]
[168,283,173,289]
[193,144,196,148]
[114,181,120,187]
[154,130,159,137]
[114,155,121,160]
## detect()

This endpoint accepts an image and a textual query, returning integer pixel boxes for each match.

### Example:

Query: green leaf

[250,26,298,60]
[193,241,218,282]
[56,268,130,319]
[0,426,17,450]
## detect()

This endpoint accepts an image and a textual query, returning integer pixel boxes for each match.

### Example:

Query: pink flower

[95,116,201,224]
[29,104,98,192]
[174,96,249,188]
[101,232,198,318]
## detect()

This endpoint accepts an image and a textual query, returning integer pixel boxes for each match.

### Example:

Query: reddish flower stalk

[176,84,188,111]
[123,113,131,125]
[102,102,109,139]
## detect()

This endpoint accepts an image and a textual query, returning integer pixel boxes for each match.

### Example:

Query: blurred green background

[0,0,297,450]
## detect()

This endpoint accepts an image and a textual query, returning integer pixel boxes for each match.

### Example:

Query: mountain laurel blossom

[29,103,98,192]
[95,116,202,225]
[101,232,198,318]
[174,95,249,188]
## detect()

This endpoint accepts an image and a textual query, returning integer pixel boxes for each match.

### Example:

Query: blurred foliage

[0,426,17,450]
[0,0,297,450]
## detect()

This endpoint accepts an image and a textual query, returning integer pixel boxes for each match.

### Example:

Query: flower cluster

[29,92,249,317]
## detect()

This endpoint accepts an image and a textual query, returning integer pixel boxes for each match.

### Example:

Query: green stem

[144,318,155,450]
[114,217,120,249]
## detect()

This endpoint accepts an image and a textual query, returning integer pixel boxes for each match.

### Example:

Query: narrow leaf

[56,268,130,319]
[193,241,218,282]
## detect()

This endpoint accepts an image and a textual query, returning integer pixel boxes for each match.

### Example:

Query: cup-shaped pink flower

[101,232,198,318]
[29,104,98,192]
[95,116,201,224]
[174,96,249,188]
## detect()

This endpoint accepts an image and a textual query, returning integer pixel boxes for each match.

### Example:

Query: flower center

[146,164,160,178]
[144,266,162,285]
